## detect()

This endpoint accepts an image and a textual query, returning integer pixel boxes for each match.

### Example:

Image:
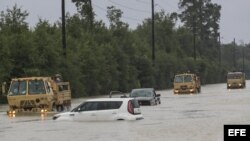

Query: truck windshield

[227,73,243,79]
[28,80,46,94]
[9,81,27,95]
[174,75,193,83]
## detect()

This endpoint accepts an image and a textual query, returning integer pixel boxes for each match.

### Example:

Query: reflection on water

[0,81,250,141]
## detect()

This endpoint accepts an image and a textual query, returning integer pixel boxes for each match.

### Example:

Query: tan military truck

[227,72,246,89]
[2,74,71,115]
[173,73,201,94]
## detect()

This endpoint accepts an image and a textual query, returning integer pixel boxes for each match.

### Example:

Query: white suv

[52,98,143,121]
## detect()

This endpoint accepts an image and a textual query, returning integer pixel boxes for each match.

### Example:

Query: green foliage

[178,0,221,58]
[1,2,248,104]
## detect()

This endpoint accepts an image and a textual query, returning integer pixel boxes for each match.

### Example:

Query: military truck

[227,72,246,89]
[173,73,201,94]
[2,74,71,115]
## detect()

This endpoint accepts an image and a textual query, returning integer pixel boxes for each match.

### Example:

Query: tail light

[127,100,134,114]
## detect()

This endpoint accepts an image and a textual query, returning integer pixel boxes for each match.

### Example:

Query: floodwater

[1,81,250,141]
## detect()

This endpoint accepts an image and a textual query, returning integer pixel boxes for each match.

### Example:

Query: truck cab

[173,73,201,94]
[5,76,71,115]
[227,72,246,89]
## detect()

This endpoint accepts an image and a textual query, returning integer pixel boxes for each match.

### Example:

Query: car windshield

[174,75,193,83]
[131,90,153,97]
[227,73,243,79]
[28,80,46,94]
[9,80,27,95]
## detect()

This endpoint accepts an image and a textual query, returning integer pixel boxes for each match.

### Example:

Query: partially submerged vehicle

[129,88,161,105]
[2,74,71,116]
[173,73,201,94]
[53,98,143,121]
[227,72,246,89]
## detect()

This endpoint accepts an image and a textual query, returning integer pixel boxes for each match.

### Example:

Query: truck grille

[20,100,36,108]
[180,85,187,90]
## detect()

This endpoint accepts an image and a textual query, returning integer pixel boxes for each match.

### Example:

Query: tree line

[0,0,249,102]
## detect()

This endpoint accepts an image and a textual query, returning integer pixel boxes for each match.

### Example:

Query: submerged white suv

[52,98,143,121]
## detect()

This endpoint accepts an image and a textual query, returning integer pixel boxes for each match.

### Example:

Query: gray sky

[0,0,250,44]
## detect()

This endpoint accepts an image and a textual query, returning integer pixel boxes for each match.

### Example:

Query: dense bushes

[0,4,249,101]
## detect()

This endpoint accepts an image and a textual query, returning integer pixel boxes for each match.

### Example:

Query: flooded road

[1,81,250,141]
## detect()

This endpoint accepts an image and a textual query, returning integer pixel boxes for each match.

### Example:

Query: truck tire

[56,105,64,112]
[198,87,201,93]
[52,103,57,112]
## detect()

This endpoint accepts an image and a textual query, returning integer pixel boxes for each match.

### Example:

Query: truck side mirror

[2,82,7,96]
[156,94,161,97]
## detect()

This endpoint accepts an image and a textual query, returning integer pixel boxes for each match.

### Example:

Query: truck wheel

[67,105,71,111]
[56,105,64,112]
[52,104,57,112]
[63,105,71,111]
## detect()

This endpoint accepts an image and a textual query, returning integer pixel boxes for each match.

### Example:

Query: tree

[107,6,128,30]
[0,5,31,78]
[72,0,94,30]
[178,0,221,59]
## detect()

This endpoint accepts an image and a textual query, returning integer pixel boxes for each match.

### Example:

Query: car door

[95,101,121,121]
[72,102,98,121]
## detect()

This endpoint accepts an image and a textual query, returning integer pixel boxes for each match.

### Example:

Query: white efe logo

[228,129,246,136]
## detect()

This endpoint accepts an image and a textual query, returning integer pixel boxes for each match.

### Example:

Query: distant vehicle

[173,73,201,94]
[1,74,71,116]
[227,72,246,89]
[129,88,161,106]
[52,98,143,121]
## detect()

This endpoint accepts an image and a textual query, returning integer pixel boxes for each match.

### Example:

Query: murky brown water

[1,81,250,141]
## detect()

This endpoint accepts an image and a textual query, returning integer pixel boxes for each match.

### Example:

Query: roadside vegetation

[0,0,250,100]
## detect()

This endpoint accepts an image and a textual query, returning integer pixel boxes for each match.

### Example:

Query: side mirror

[156,94,161,97]
[2,82,7,96]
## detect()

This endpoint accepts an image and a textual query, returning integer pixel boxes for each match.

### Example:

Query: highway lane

[0,81,250,141]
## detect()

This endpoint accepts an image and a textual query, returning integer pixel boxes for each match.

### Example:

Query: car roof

[131,88,154,91]
[86,98,133,102]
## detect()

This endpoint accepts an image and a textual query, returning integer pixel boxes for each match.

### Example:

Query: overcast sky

[0,0,250,44]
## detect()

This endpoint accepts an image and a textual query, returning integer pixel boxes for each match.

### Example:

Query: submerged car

[130,88,161,106]
[53,98,143,121]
